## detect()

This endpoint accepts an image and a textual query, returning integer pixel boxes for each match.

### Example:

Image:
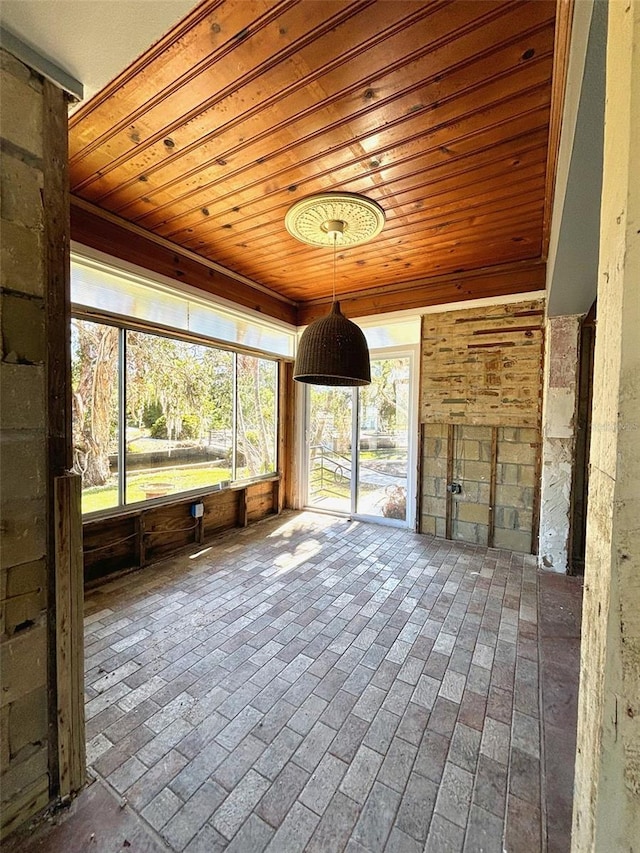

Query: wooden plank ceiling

[69,0,561,323]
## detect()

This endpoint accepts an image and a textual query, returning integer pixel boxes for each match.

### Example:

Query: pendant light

[285,192,385,387]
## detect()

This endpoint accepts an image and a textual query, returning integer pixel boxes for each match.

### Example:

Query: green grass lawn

[82,466,232,515]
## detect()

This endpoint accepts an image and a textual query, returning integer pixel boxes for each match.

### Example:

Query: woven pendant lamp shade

[294,301,370,386]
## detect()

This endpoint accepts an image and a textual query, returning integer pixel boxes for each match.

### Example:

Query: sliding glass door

[307,386,353,514]
[305,351,415,526]
[356,356,410,521]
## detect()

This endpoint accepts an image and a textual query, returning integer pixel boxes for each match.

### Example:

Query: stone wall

[420,423,448,539]
[450,425,492,546]
[494,427,537,553]
[420,423,538,552]
[421,298,544,426]
[419,301,543,552]
[0,48,72,837]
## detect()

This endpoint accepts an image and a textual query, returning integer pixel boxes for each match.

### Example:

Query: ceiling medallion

[285,192,385,247]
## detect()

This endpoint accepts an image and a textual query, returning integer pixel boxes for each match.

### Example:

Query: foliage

[381,485,406,520]
[142,400,163,428]
[236,354,277,476]
[71,320,118,488]
[149,413,200,440]
[149,414,168,439]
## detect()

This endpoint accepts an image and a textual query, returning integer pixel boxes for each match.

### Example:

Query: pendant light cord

[332,233,337,303]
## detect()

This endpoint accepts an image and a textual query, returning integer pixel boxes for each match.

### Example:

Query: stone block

[495,507,518,530]
[495,484,534,510]
[1,705,9,766]
[430,457,448,479]
[2,559,47,598]
[8,686,48,758]
[498,463,519,485]
[518,428,540,445]
[497,441,536,465]
[422,476,447,498]
[423,496,446,518]
[435,517,446,538]
[436,476,448,496]
[1,587,46,636]
[0,292,45,363]
[0,498,46,569]
[425,423,448,440]
[0,623,47,706]
[0,151,43,229]
[465,426,492,441]
[424,437,444,459]
[0,220,44,297]
[493,528,532,554]
[516,509,533,532]
[459,460,491,482]
[478,482,490,503]
[0,50,42,95]
[0,61,43,159]
[453,521,488,546]
[458,481,478,501]
[0,364,45,429]
[517,465,536,487]
[0,432,46,503]
[1,558,47,635]
[421,515,436,536]
[456,502,490,525]
[422,476,438,498]
[479,440,493,462]
[462,440,480,460]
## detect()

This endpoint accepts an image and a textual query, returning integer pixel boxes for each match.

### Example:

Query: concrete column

[538,314,581,572]
[572,1,640,850]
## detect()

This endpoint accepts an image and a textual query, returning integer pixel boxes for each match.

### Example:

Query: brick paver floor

[83,510,560,852]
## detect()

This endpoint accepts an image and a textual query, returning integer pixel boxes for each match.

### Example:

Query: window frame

[72,308,282,520]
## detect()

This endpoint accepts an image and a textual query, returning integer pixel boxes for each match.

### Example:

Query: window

[236,354,278,480]
[125,330,235,504]
[72,320,279,515]
[71,319,120,513]
[72,253,295,357]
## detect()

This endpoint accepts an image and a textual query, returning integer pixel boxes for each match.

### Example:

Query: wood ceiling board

[148,89,552,256]
[68,0,561,307]
[195,147,548,262]
[204,176,547,284]
[68,0,285,154]
[224,211,545,298]
[297,261,547,323]
[68,0,432,188]
[251,216,545,287]
[101,52,553,233]
[154,92,551,244]
[72,3,552,208]
[169,118,551,261]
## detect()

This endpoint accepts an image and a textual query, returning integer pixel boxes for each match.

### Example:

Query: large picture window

[72,319,279,515]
